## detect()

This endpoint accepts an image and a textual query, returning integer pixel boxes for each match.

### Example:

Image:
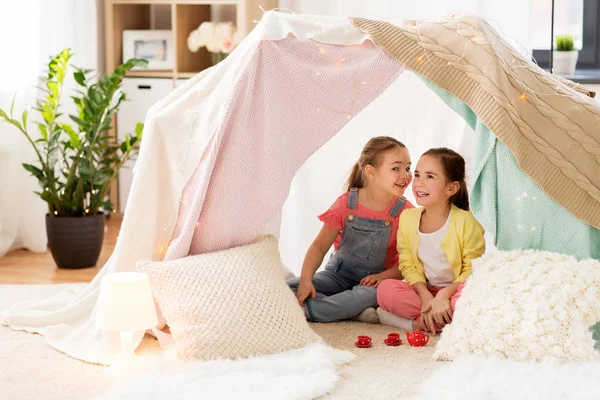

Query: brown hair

[422,148,469,211]
[345,136,407,191]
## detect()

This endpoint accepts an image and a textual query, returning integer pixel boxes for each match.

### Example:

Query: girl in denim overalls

[287,136,414,323]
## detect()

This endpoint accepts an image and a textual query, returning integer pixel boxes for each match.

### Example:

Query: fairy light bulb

[85,208,89,214]
[53,211,58,215]
[520,93,527,101]
[319,48,326,54]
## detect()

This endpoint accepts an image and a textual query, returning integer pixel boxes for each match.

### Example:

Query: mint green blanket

[421,77,600,260]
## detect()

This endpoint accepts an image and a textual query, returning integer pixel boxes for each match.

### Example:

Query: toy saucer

[355,341,372,348]
[384,339,401,346]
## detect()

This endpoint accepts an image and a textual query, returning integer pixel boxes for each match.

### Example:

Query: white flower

[187,30,203,52]
[198,22,216,44]
[187,21,240,54]
[206,38,221,53]
[215,22,235,39]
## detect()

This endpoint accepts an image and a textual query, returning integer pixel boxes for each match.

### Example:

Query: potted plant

[553,35,578,75]
[0,48,147,269]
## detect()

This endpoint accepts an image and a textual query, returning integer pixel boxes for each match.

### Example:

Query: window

[532,0,600,69]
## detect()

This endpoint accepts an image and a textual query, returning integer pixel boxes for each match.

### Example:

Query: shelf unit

[104,0,277,85]
[104,0,277,210]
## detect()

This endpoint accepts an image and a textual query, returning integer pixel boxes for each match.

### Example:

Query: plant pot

[552,50,579,75]
[45,213,105,269]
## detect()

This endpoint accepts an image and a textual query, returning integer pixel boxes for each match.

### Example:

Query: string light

[405,14,595,105]
[85,208,89,213]
[44,187,49,191]
[319,48,327,54]
[53,211,58,215]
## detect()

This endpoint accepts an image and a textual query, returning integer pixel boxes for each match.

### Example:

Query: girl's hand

[296,280,316,307]
[360,273,385,287]
[419,293,437,333]
[430,293,453,327]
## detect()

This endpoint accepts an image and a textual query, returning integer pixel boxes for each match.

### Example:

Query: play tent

[2,11,600,364]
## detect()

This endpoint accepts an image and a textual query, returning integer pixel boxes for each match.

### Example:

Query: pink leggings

[377,280,466,329]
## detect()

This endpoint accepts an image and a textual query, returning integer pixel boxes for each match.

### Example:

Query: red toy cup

[355,335,372,347]
[384,332,402,346]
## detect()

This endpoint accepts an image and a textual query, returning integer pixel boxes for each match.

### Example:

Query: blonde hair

[345,136,407,191]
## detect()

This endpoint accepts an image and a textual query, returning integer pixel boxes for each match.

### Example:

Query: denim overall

[287,188,406,322]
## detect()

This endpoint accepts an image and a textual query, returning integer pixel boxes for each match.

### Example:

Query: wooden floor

[0,214,123,284]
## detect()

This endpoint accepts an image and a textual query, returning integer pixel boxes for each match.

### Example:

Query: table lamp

[96,272,158,360]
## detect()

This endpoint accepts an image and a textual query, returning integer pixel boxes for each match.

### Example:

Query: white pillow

[434,250,600,364]
[137,235,321,360]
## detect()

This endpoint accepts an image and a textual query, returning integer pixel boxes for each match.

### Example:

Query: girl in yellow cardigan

[376,148,485,333]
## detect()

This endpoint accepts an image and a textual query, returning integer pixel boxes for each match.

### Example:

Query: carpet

[410,355,600,400]
[0,284,441,400]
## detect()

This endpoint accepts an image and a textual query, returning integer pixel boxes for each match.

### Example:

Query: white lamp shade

[96,272,158,331]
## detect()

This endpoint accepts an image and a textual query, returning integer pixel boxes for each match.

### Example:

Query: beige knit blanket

[352,14,600,230]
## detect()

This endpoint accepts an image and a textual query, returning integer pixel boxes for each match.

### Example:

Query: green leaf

[47,128,62,169]
[22,163,45,181]
[0,108,7,121]
[135,122,143,138]
[590,322,600,351]
[74,70,86,87]
[22,108,28,130]
[47,81,59,99]
[37,123,48,141]
[10,93,16,118]
[60,123,81,149]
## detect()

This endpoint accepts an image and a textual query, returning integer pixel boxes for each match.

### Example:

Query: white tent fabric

[2,11,490,363]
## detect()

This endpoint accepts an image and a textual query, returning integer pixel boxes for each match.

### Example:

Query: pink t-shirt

[318,192,414,270]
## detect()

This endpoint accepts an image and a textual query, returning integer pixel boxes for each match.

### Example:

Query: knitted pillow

[137,235,321,360]
[434,250,600,364]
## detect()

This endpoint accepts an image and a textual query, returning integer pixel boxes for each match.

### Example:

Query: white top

[418,215,454,288]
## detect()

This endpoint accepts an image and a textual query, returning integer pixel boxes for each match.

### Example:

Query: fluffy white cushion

[434,250,600,363]
[137,235,321,360]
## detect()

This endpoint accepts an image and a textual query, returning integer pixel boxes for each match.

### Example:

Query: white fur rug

[411,355,600,400]
[100,343,353,400]
[0,284,442,399]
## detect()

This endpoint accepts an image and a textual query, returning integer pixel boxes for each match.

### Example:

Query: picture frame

[122,30,174,70]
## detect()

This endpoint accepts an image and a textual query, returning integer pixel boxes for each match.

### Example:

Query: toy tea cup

[355,335,372,348]
[384,332,402,346]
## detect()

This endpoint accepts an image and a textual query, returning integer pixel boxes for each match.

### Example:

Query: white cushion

[137,235,321,360]
[434,250,600,363]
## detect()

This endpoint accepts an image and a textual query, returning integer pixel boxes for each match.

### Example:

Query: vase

[46,213,105,269]
[552,50,579,75]
[211,52,227,66]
